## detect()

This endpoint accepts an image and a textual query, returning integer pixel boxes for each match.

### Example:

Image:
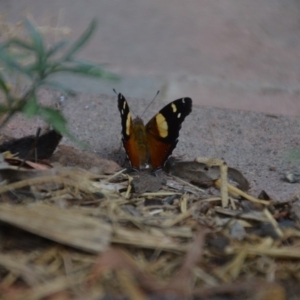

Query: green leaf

[0,49,34,79]
[1,49,32,62]
[0,72,9,95]
[23,20,48,78]
[38,107,68,134]
[287,149,300,162]
[38,107,83,145]
[52,64,120,80]
[0,104,9,114]
[23,19,45,57]
[62,19,97,60]
[22,94,39,117]
[47,40,69,58]
[27,61,49,80]
[64,57,108,69]
[5,38,34,51]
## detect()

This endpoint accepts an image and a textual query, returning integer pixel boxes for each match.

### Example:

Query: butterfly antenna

[141,90,160,118]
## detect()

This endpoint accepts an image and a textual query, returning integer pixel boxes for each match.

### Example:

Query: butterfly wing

[117,93,141,169]
[146,97,192,169]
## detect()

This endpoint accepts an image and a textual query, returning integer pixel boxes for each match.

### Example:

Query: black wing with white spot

[146,97,192,142]
[117,93,132,142]
[145,97,192,169]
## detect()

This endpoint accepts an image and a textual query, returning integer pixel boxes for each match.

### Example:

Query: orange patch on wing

[147,135,174,169]
[123,138,141,170]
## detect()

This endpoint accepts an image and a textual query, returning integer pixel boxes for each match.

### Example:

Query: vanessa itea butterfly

[117,93,192,170]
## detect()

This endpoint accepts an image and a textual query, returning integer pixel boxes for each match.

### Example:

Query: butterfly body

[129,117,149,168]
[118,94,192,170]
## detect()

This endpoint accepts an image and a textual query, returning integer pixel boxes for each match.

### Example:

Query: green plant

[0,19,119,140]
[287,149,300,163]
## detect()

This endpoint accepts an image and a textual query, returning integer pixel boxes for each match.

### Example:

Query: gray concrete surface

[2,0,300,114]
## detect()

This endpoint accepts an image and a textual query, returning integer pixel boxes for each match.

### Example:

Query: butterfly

[117,93,192,170]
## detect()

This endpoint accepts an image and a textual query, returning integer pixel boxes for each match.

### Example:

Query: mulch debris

[0,134,299,299]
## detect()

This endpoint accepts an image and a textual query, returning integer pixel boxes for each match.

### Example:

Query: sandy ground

[3,90,300,202]
[1,1,300,200]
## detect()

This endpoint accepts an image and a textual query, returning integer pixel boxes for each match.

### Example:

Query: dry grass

[0,157,299,300]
